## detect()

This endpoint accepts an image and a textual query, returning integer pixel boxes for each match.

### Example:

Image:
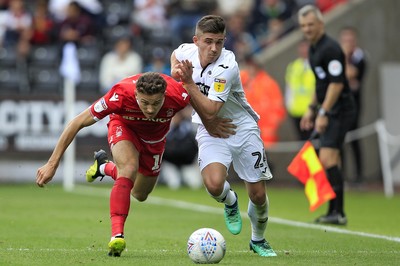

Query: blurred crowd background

[0,0,347,94]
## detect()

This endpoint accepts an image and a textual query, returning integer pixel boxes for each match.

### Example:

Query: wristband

[318,107,328,116]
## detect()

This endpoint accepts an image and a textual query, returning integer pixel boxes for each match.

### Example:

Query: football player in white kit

[171,15,277,257]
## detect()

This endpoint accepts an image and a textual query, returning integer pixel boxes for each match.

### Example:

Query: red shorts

[107,119,166,177]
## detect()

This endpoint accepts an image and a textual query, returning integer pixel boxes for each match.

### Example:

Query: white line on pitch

[72,185,400,244]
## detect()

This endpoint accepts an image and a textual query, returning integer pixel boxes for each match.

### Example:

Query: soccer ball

[187,228,226,264]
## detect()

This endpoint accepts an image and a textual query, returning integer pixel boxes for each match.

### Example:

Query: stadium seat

[29,45,60,67]
[0,68,20,92]
[77,45,100,67]
[0,46,18,67]
[103,24,131,45]
[103,0,132,25]
[77,68,99,93]
[29,67,61,92]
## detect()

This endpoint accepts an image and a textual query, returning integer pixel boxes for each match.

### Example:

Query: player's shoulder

[176,43,196,52]
[321,34,342,52]
[175,43,197,60]
[116,74,140,89]
[212,49,239,74]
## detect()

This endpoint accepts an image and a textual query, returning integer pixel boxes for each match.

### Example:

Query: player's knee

[204,179,224,196]
[117,164,139,180]
[248,190,266,205]
[131,191,149,202]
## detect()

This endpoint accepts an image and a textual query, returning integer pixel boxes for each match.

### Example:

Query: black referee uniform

[309,34,356,218]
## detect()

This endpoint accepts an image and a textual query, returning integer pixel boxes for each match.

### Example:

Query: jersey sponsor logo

[214,78,226,92]
[110,93,119,102]
[315,66,326,79]
[94,98,108,113]
[218,64,229,69]
[196,82,210,96]
[328,60,343,76]
[122,116,172,123]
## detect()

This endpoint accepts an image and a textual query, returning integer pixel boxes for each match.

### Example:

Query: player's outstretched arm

[170,51,182,80]
[36,109,96,187]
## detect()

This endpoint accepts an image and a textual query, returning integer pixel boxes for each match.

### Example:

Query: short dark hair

[195,15,226,36]
[136,72,167,95]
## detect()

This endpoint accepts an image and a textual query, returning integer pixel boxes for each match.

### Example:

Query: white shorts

[196,125,273,183]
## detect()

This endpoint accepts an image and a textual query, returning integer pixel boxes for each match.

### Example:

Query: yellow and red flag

[287,141,336,211]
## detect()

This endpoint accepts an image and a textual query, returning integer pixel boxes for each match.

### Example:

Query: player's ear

[193,35,199,46]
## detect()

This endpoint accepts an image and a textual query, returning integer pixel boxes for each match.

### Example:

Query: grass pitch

[0,183,399,265]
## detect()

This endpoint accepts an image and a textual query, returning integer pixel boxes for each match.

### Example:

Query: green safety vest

[285,58,316,117]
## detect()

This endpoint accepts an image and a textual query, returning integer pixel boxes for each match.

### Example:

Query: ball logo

[200,232,217,260]
[328,60,343,76]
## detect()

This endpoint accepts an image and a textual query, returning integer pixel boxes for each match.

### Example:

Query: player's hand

[36,162,57,187]
[203,116,236,138]
[315,115,328,134]
[300,109,315,131]
[176,60,194,84]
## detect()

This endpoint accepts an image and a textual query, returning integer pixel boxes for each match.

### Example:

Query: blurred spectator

[247,0,294,39]
[240,55,286,147]
[143,47,170,75]
[57,1,96,46]
[159,106,202,190]
[49,0,103,22]
[0,0,9,44]
[258,17,287,48]
[317,0,347,13]
[215,0,253,17]
[1,0,32,58]
[99,36,143,93]
[339,26,367,183]
[167,0,217,44]
[284,39,315,140]
[29,0,56,46]
[225,12,259,65]
[131,0,169,36]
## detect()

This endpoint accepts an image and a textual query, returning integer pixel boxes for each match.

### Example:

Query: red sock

[104,162,118,180]
[110,177,134,237]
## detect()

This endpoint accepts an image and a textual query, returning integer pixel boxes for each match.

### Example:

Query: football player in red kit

[36,72,234,257]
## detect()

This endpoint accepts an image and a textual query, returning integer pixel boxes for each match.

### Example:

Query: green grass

[0,183,399,265]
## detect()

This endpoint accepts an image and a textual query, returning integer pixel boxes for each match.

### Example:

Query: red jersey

[90,74,190,143]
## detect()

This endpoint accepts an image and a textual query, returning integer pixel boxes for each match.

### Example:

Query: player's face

[194,32,225,67]
[135,91,165,119]
[299,12,324,44]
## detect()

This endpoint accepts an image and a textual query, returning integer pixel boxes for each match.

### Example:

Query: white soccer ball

[187,228,226,264]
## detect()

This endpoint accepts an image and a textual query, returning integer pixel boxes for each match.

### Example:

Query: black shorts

[320,96,356,149]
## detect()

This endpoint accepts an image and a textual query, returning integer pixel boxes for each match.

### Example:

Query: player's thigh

[131,173,158,202]
[111,140,140,180]
[201,162,229,191]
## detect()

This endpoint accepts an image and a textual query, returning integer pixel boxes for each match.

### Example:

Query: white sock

[207,181,237,206]
[248,197,269,242]
[99,164,106,175]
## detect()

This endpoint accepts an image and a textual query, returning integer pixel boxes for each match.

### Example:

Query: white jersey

[174,43,272,181]
[174,43,260,132]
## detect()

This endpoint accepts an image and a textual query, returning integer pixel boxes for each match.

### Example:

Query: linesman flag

[287,141,336,211]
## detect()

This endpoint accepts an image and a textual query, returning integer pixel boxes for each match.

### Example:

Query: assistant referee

[298,5,356,225]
